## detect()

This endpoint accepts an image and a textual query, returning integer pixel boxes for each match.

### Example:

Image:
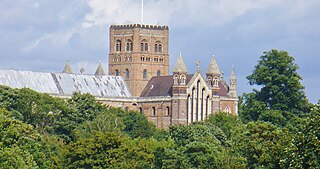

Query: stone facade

[105,23,239,129]
[108,24,169,96]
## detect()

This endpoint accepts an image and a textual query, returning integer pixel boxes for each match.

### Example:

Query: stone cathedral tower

[108,24,169,96]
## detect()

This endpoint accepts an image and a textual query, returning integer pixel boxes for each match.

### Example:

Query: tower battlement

[110,24,169,30]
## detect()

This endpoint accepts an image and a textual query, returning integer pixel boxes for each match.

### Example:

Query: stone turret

[172,53,188,125]
[62,60,73,74]
[206,55,221,76]
[206,55,221,93]
[173,53,188,74]
[228,65,237,98]
[95,61,105,76]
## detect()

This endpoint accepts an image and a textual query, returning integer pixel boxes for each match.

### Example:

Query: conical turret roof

[173,53,188,73]
[206,55,221,75]
[95,61,105,76]
[62,60,73,74]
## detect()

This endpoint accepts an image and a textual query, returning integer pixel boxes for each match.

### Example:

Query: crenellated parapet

[110,24,169,30]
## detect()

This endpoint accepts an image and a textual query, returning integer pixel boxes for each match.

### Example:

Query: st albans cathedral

[0,23,238,129]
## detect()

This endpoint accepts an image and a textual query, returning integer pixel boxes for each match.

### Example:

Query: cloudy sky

[0,0,319,103]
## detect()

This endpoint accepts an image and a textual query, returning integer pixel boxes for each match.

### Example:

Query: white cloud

[83,0,283,27]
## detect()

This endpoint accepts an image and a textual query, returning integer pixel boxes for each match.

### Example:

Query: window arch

[180,74,186,85]
[126,39,133,51]
[143,69,147,79]
[141,40,148,52]
[173,74,179,85]
[207,76,212,85]
[154,41,162,53]
[139,107,143,114]
[157,70,161,76]
[213,77,219,86]
[115,40,121,52]
[115,69,119,76]
[125,69,129,79]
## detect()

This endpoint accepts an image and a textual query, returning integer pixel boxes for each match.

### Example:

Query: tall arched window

[180,75,186,85]
[126,39,133,51]
[115,69,119,76]
[158,44,162,52]
[139,107,143,114]
[115,40,121,52]
[166,106,170,116]
[125,69,129,79]
[157,70,161,76]
[152,107,156,116]
[143,69,147,79]
[173,74,179,85]
[213,77,219,87]
[141,40,148,52]
[154,44,158,52]
[154,41,162,53]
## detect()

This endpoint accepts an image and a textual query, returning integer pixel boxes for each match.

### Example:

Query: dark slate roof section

[219,81,229,96]
[140,74,193,97]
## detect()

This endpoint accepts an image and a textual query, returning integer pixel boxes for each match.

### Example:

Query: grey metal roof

[0,69,131,98]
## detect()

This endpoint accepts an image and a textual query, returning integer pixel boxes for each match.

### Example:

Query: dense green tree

[118,109,159,139]
[238,121,292,168]
[155,122,246,168]
[246,49,309,114]
[240,49,311,126]
[281,103,320,168]
[66,131,170,169]
[0,109,53,168]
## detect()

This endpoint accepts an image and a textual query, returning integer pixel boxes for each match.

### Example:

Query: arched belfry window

[154,41,162,53]
[126,39,133,51]
[207,76,212,85]
[141,40,148,52]
[143,69,147,79]
[180,75,186,85]
[213,77,219,87]
[125,69,129,79]
[115,40,121,52]
[157,70,161,76]
[173,74,179,85]
[115,69,119,76]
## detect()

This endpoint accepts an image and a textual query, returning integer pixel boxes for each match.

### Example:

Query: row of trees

[0,49,319,168]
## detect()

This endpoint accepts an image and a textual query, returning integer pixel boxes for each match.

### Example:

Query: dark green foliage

[240,49,311,127]
[119,109,159,139]
[281,103,320,168]
[0,109,53,168]
[246,49,309,113]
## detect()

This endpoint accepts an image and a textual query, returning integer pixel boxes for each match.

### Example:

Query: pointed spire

[206,55,221,75]
[95,61,105,76]
[173,53,188,73]
[230,65,236,80]
[229,65,237,98]
[62,60,73,74]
